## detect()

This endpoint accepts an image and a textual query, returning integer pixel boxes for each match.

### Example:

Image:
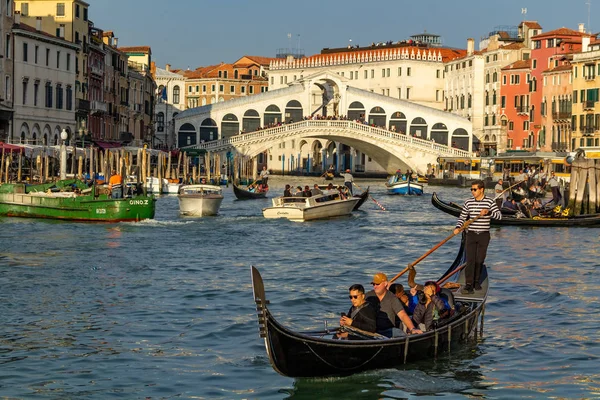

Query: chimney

[166,63,171,72]
[14,11,20,25]
[467,38,474,56]
[36,17,42,32]
[579,23,585,33]
[582,36,590,52]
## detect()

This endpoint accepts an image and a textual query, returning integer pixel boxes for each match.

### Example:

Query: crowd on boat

[337,266,456,339]
[282,183,351,199]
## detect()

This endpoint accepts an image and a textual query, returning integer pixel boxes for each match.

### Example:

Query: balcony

[585,74,596,81]
[90,65,103,77]
[516,105,530,114]
[552,111,571,120]
[90,100,107,114]
[551,142,568,152]
[582,126,596,136]
[76,99,90,111]
[583,100,596,110]
[134,103,142,112]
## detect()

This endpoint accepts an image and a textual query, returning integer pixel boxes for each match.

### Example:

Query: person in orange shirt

[108,169,123,199]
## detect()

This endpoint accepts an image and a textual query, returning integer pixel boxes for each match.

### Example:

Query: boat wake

[124,219,196,227]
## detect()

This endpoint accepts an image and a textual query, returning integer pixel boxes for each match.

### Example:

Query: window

[241,86,245,93]
[56,51,60,68]
[46,48,50,66]
[223,71,227,79]
[364,70,368,79]
[66,85,72,110]
[21,2,29,16]
[503,75,507,85]
[230,85,234,93]
[574,90,578,103]
[33,81,39,106]
[188,86,192,93]
[398,67,402,76]
[406,87,411,99]
[532,59,537,69]
[4,76,9,101]
[56,84,63,109]
[22,42,27,62]
[75,4,80,18]
[173,85,180,103]
[219,84,224,92]
[371,69,374,78]
[202,85,206,93]
[83,7,88,21]
[66,53,70,71]
[407,67,411,76]
[218,71,222,78]
[5,34,10,60]
[211,84,215,92]
[56,3,65,16]
[22,79,27,105]
[509,121,514,130]
[436,69,440,78]
[45,82,53,108]
[195,85,199,92]
[501,95,506,108]
[386,68,390,77]
[484,114,489,126]
[156,112,164,132]
[249,86,254,94]
[34,45,39,64]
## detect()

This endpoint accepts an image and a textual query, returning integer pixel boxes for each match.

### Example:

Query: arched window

[492,90,497,105]
[234,70,239,79]
[492,71,498,82]
[173,85,180,104]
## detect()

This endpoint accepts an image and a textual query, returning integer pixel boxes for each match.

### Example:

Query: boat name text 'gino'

[129,199,150,206]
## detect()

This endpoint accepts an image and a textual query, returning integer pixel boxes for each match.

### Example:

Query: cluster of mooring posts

[0,146,267,187]
[567,153,600,215]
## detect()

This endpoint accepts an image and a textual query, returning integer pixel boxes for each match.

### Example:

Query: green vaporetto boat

[0,179,155,222]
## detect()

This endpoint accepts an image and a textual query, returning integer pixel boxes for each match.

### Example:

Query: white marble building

[154,64,186,148]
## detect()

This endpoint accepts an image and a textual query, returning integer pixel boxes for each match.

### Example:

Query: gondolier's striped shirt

[455,196,502,232]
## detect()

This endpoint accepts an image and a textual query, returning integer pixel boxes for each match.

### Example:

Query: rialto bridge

[174,72,473,175]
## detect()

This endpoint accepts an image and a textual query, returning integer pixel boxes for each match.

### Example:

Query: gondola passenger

[339,284,377,334]
[411,281,448,331]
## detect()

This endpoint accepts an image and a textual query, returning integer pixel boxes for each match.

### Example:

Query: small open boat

[232,183,268,200]
[262,193,359,222]
[178,184,224,216]
[324,171,334,180]
[385,176,424,195]
[251,238,488,377]
[432,192,600,226]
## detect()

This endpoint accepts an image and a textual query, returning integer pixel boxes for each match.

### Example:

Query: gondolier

[452,180,502,294]
[259,166,269,185]
[342,169,354,195]
[547,172,561,205]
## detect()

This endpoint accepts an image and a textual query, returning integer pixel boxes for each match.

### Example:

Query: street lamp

[60,129,68,180]
[79,119,88,148]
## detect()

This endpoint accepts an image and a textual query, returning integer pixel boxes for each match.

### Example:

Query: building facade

[153,63,186,149]
[12,17,78,144]
[500,59,531,150]
[0,0,14,141]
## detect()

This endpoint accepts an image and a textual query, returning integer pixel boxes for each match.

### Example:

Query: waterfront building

[528,25,592,151]
[268,41,465,113]
[0,0,14,141]
[12,14,78,144]
[182,56,272,109]
[500,60,531,150]
[153,63,186,148]
[119,46,156,147]
[541,59,572,152]
[15,0,92,131]
[571,36,600,153]
[86,26,105,144]
[445,23,533,155]
[101,31,125,143]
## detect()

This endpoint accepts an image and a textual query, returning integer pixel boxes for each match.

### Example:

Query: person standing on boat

[108,169,123,199]
[547,172,562,206]
[494,179,506,209]
[453,180,502,294]
[259,166,269,185]
[366,273,422,337]
[342,169,354,195]
[339,284,377,333]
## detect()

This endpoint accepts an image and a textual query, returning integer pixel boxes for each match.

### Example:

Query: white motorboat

[262,193,359,222]
[145,177,181,194]
[178,184,224,216]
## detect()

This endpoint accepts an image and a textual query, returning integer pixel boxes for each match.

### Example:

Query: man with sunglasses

[453,180,502,294]
[339,284,377,333]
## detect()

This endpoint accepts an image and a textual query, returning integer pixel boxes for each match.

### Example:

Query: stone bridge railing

[183,120,471,158]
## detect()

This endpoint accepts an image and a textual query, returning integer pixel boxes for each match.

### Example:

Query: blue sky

[89,0,598,69]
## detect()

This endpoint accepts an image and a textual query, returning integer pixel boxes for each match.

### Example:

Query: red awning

[0,142,24,152]
[93,141,122,150]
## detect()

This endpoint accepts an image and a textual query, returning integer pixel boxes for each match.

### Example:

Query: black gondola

[251,240,488,378]
[232,183,268,200]
[432,192,600,226]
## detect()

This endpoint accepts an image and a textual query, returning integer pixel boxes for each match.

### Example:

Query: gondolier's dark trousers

[465,231,490,286]
[345,181,353,195]
[551,186,561,205]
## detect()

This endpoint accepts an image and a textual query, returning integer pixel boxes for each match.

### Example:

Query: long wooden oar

[436,262,467,286]
[353,182,386,211]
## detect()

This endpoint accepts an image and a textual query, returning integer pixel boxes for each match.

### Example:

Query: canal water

[0,177,598,399]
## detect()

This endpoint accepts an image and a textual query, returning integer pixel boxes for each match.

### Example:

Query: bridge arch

[264,104,282,126]
[451,128,469,150]
[200,118,218,142]
[431,123,449,145]
[221,114,239,139]
[368,106,386,127]
[410,117,428,138]
[348,101,365,120]
[243,109,260,132]
[178,123,197,147]
[285,100,303,123]
[389,111,407,134]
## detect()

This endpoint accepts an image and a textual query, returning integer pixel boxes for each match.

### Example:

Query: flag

[160,86,167,101]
